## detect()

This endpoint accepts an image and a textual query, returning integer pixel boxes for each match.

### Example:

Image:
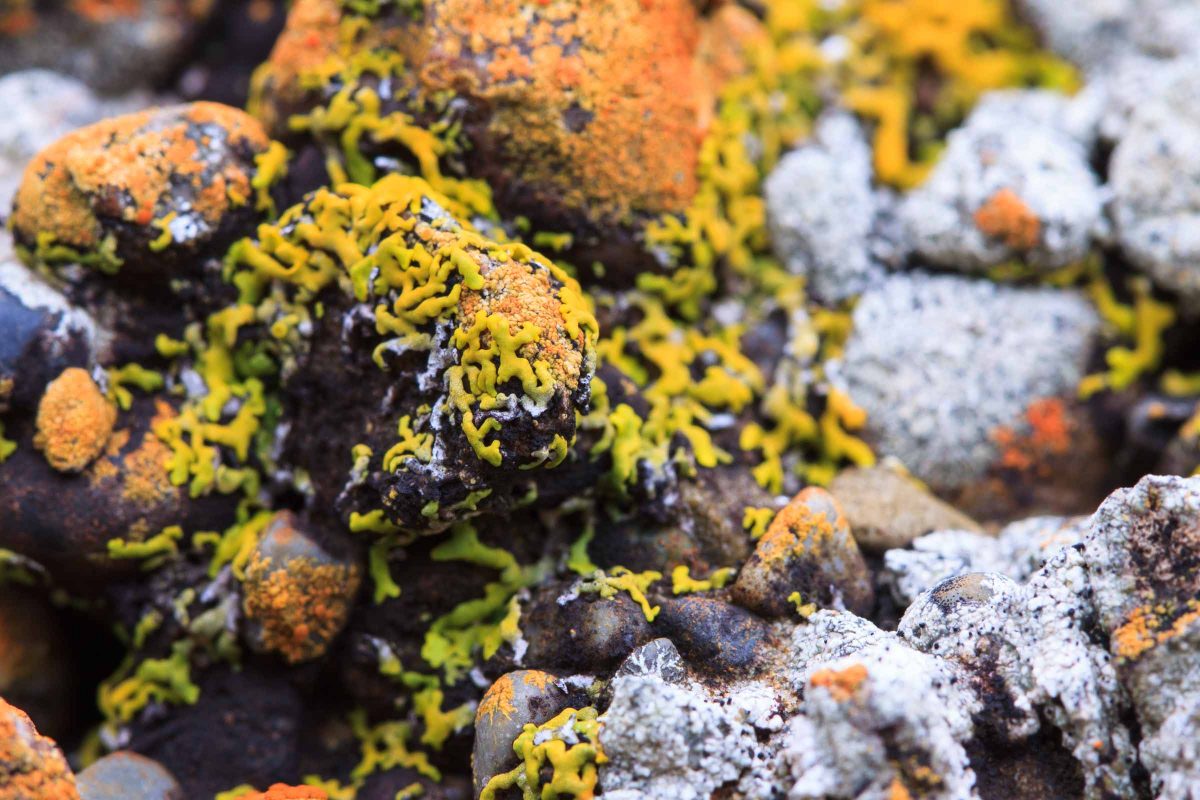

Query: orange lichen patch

[756,489,844,564]
[0,0,35,35]
[478,674,518,722]
[33,367,116,472]
[68,0,141,23]
[0,698,80,800]
[1113,600,1200,661]
[458,257,585,390]
[12,102,268,262]
[810,663,869,702]
[233,785,328,800]
[974,188,1041,250]
[887,777,914,800]
[120,432,176,508]
[242,551,362,664]
[423,0,743,222]
[991,397,1073,473]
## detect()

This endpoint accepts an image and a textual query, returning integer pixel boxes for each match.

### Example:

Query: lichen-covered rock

[829,465,982,554]
[251,0,761,284]
[731,487,873,618]
[241,511,361,664]
[780,610,980,800]
[834,272,1103,517]
[598,674,766,800]
[765,112,882,304]
[0,0,210,93]
[471,670,571,796]
[76,751,182,800]
[1109,61,1200,314]
[11,102,274,284]
[883,515,1087,607]
[900,97,1104,274]
[0,695,79,800]
[32,367,115,472]
[1013,0,1134,71]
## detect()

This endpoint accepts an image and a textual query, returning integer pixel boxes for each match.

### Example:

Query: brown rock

[830,466,982,553]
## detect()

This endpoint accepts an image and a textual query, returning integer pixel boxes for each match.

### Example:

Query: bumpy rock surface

[900,95,1104,274]
[765,113,882,304]
[1109,62,1200,314]
[834,272,1099,500]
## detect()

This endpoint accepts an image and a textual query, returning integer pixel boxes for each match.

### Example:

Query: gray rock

[833,272,1098,492]
[900,97,1104,274]
[883,515,1088,606]
[613,637,687,685]
[472,669,571,796]
[598,673,771,800]
[1109,60,1200,314]
[77,751,183,800]
[1128,0,1200,60]
[1013,0,1134,72]
[780,611,979,800]
[765,112,883,303]
[829,465,982,553]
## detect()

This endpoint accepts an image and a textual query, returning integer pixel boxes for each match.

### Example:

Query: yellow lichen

[481,707,605,800]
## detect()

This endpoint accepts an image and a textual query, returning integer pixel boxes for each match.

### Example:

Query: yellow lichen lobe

[33,367,116,472]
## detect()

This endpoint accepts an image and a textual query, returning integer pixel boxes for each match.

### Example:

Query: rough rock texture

[1109,61,1200,315]
[1013,0,1133,71]
[765,113,882,304]
[834,272,1099,493]
[900,96,1104,274]
[829,465,982,554]
[883,515,1088,606]
[76,751,183,800]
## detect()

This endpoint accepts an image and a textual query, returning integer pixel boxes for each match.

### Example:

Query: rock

[730,487,873,618]
[472,670,571,796]
[598,674,765,800]
[1127,0,1200,60]
[834,272,1103,517]
[76,751,182,800]
[765,112,883,304]
[613,638,687,685]
[964,89,1101,151]
[0,695,79,799]
[520,587,654,674]
[1013,0,1133,72]
[0,260,99,414]
[0,0,209,93]
[655,596,773,675]
[241,511,361,664]
[1109,60,1200,315]
[11,102,273,286]
[900,97,1104,275]
[0,70,151,211]
[883,515,1088,607]
[829,465,982,553]
[780,611,980,800]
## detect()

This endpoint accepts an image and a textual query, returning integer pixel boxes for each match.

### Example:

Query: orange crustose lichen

[992,397,1073,473]
[810,663,869,702]
[12,102,268,261]
[973,188,1041,251]
[242,550,362,665]
[756,490,843,564]
[477,673,518,722]
[1113,600,1200,661]
[33,367,117,472]
[0,698,79,800]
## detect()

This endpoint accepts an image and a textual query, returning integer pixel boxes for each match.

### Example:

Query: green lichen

[107,525,185,570]
[578,567,662,622]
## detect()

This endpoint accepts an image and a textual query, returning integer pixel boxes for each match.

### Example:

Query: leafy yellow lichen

[481,706,606,800]
[671,565,735,595]
[578,567,662,622]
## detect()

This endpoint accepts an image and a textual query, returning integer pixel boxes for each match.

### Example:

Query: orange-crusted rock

[11,102,273,284]
[241,511,361,664]
[730,487,874,617]
[33,367,115,473]
[0,696,79,800]
[251,0,762,284]
[472,669,570,795]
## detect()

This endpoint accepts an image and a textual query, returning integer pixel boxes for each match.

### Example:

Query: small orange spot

[810,662,869,702]
[974,188,1041,250]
